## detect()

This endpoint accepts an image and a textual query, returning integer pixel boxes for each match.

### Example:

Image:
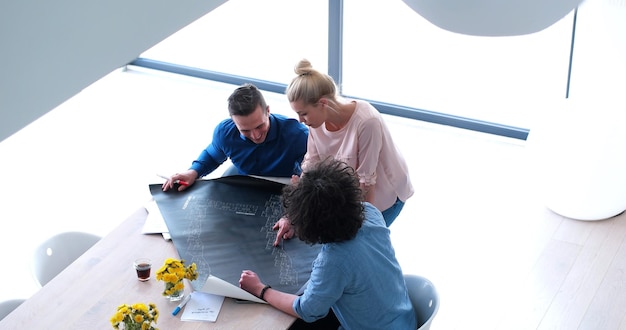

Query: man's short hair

[227,83,268,116]
[281,158,364,244]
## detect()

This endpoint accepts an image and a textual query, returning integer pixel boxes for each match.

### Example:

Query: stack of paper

[142,200,171,240]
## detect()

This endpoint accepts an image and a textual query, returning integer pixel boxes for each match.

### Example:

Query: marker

[157,174,189,186]
[172,293,192,316]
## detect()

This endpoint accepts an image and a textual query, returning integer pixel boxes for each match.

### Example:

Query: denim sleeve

[292,253,346,322]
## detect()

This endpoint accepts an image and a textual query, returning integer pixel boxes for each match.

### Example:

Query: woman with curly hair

[239,159,416,330]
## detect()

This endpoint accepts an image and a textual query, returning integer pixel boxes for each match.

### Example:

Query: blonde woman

[273,59,413,246]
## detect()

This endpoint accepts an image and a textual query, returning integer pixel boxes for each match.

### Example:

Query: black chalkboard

[149,176,321,294]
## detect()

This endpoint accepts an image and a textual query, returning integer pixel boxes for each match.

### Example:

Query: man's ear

[265,105,271,115]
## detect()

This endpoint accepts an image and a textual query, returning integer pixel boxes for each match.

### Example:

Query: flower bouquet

[110,302,159,330]
[155,258,198,301]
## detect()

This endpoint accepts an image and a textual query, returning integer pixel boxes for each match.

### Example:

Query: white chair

[31,231,101,287]
[0,299,26,320]
[404,274,440,330]
[525,97,626,220]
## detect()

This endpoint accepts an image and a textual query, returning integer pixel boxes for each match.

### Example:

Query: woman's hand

[272,217,295,246]
[290,174,300,185]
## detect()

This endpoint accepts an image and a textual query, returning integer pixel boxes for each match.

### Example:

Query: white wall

[0,0,228,142]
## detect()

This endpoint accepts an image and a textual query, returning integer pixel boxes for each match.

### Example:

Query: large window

[566,0,626,98]
[342,0,574,129]
[137,0,624,139]
[141,0,328,85]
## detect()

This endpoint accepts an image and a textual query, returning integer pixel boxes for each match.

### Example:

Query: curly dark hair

[281,158,364,244]
[227,83,268,116]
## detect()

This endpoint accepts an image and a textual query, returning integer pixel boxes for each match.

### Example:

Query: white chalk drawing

[150,177,320,294]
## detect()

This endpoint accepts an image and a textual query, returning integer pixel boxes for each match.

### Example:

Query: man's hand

[239,270,265,298]
[272,217,294,246]
[162,170,198,192]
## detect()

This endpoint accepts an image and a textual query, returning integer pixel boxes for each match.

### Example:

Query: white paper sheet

[142,201,170,240]
[201,275,266,304]
[181,291,225,322]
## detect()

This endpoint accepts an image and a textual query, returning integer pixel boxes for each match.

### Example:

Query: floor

[2,66,626,329]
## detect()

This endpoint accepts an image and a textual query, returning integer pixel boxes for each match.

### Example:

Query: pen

[172,293,192,316]
[157,174,189,186]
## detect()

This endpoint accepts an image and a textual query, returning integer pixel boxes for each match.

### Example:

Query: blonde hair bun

[295,59,314,76]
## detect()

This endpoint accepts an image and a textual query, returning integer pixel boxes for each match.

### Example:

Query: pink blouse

[302,100,414,211]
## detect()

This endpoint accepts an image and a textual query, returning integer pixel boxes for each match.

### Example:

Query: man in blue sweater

[162,83,308,191]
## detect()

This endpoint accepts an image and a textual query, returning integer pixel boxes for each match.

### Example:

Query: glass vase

[168,289,184,302]
[164,280,185,302]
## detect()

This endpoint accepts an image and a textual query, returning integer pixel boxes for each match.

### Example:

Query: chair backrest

[404,274,440,330]
[0,299,26,320]
[31,231,101,287]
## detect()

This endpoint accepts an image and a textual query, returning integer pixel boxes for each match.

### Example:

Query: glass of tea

[133,258,152,281]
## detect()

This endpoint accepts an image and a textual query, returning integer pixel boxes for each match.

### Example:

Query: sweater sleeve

[189,124,228,177]
[355,117,383,186]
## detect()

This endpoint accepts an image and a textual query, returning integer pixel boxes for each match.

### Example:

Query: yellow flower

[113,312,124,322]
[155,258,198,296]
[110,303,158,330]
[149,303,159,323]
[133,303,148,312]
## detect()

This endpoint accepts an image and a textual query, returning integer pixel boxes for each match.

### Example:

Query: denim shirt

[293,203,416,329]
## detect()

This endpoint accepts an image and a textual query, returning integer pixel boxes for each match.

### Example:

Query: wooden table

[0,207,295,329]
